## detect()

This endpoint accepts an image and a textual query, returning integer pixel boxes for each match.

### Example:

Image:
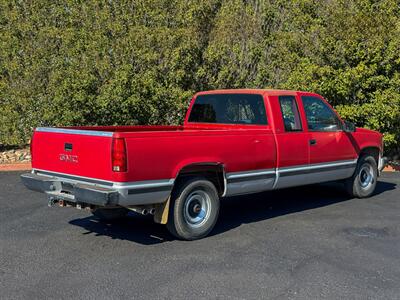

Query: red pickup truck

[22,89,386,240]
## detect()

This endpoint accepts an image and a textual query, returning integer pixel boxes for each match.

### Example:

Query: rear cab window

[188,94,268,125]
[278,96,302,132]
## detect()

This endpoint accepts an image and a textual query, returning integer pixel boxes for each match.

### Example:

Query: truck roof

[195,89,299,96]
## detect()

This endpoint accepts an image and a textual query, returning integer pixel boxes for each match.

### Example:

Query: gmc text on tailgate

[21,89,386,240]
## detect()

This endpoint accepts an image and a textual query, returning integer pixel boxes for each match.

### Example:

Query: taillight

[111,138,127,172]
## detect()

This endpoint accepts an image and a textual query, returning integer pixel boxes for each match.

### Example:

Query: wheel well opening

[174,164,225,196]
[359,147,379,164]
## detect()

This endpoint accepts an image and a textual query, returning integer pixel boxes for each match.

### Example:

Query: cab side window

[278,96,302,132]
[301,96,341,131]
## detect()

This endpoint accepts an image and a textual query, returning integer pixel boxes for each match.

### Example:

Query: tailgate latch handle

[64,143,73,151]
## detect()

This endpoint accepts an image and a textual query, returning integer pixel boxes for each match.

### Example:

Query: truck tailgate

[31,128,114,181]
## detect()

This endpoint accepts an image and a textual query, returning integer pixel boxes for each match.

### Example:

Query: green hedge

[1,0,399,155]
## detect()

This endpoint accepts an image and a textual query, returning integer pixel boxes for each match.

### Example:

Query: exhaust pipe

[128,206,150,215]
[128,206,156,215]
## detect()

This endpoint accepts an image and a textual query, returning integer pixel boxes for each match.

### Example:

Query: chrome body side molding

[225,168,276,196]
[275,159,357,189]
[225,159,357,196]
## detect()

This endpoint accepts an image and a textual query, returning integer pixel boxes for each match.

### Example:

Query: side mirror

[343,121,356,133]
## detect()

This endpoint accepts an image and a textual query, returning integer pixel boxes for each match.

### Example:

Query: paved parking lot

[1,171,399,299]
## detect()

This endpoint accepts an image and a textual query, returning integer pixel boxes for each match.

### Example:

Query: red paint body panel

[122,129,276,181]
[32,131,114,180]
[30,89,383,183]
[266,94,310,168]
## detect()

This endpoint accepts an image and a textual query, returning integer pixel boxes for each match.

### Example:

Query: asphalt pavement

[1,171,399,299]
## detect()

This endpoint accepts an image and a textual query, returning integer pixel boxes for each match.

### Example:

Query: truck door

[299,93,358,182]
[270,94,310,189]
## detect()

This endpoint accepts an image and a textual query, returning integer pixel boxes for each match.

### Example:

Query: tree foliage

[1,0,399,154]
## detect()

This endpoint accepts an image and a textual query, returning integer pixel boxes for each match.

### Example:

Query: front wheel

[345,155,378,198]
[166,177,220,240]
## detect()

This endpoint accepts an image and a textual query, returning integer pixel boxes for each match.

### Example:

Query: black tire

[92,207,128,221]
[166,177,220,240]
[345,155,378,198]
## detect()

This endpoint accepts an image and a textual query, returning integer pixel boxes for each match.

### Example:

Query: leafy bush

[1,0,399,155]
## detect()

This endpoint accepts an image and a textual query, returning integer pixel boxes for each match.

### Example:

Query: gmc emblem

[59,153,78,163]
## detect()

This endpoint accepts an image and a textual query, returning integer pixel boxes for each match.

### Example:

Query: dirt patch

[0,163,31,171]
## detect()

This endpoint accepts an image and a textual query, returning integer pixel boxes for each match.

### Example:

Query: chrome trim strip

[34,169,114,185]
[226,168,276,180]
[279,159,357,173]
[227,173,276,183]
[225,160,356,181]
[33,169,174,190]
[272,169,280,189]
[274,166,355,190]
[113,179,175,189]
[225,168,276,196]
[224,159,358,194]
[35,127,114,137]
[279,164,356,177]
[222,165,228,197]
[128,185,172,195]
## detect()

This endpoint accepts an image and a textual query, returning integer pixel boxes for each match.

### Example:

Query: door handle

[309,139,317,146]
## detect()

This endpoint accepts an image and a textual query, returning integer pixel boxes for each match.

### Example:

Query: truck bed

[31,125,277,184]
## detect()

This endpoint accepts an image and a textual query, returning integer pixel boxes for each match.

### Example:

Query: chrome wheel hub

[184,190,211,228]
[359,164,374,189]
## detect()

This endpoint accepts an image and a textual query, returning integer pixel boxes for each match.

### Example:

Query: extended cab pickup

[21,89,386,240]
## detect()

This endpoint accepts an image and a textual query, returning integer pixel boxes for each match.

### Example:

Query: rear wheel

[345,155,378,198]
[166,177,220,240]
[91,207,129,221]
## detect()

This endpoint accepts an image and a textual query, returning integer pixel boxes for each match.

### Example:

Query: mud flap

[154,197,170,224]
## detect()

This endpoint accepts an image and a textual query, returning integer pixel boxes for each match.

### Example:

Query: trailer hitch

[48,196,57,207]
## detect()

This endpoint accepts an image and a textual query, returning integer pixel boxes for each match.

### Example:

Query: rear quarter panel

[116,128,276,182]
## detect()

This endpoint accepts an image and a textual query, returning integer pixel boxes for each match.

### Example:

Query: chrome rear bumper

[21,173,119,206]
[21,170,174,207]
[378,155,388,174]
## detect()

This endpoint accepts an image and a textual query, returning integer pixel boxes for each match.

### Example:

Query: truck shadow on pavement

[69,180,396,245]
